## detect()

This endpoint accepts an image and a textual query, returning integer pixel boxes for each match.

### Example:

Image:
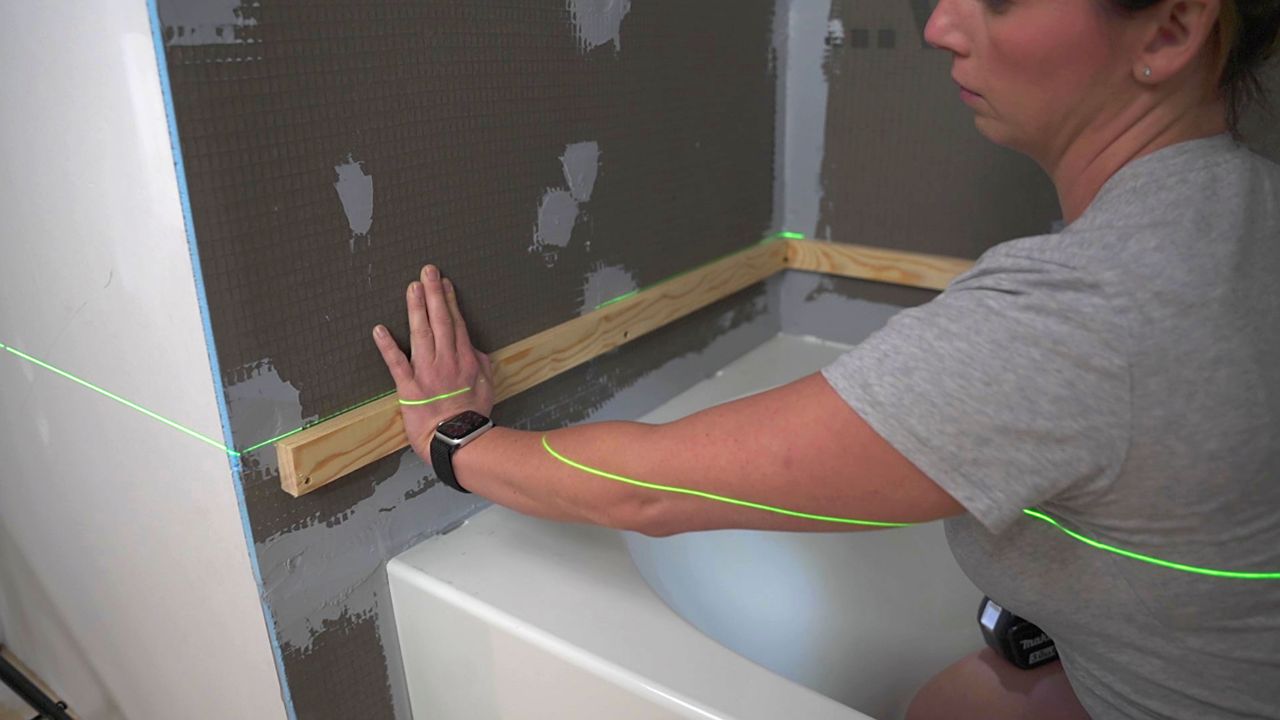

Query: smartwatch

[429,410,493,493]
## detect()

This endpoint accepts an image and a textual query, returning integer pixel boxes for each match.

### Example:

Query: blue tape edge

[144,4,299,718]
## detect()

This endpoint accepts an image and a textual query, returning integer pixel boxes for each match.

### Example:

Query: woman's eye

[982,0,1013,13]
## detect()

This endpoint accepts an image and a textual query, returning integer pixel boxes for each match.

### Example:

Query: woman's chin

[972,116,1019,151]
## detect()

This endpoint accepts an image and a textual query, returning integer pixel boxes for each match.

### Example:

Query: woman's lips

[954,78,983,103]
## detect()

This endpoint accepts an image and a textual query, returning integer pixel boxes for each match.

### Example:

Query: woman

[371,0,1280,716]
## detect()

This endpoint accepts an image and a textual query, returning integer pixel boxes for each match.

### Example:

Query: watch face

[436,410,490,440]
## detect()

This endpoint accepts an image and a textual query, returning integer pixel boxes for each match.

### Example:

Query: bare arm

[373,265,965,537]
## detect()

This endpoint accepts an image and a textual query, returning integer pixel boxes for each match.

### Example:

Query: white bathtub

[389,334,984,720]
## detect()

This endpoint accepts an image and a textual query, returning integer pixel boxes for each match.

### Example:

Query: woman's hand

[372,264,495,460]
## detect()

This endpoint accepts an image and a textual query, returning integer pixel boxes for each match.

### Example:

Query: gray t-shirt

[822,134,1280,719]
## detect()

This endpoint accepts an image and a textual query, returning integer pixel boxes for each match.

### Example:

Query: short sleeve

[820,250,1131,534]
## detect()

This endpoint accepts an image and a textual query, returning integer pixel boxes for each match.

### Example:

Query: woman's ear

[1133,0,1222,84]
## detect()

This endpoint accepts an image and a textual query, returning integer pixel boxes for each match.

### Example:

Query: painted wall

[0,3,285,719]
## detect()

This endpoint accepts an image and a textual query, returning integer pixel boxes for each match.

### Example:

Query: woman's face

[924,0,1139,163]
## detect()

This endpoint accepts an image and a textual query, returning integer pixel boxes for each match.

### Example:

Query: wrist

[409,400,489,458]
[427,410,494,493]
[447,428,501,492]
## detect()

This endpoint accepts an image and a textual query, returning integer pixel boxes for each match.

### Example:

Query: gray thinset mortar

[776,270,933,346]
[532,141,601,259]
[239,287,780,719]
[568,0,632,52]
[580,262,638,315]
[160,0,255,46]
[561,141,601,202]
[333,155,375,246]
[256,453,480,653]
[532,189,580,253]
[230,368,484,719]
[261,452,484,719]
[223,361,307,449]
[205,279,781,720]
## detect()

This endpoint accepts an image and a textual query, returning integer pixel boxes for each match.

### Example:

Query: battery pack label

[1020,632,1051,650]
[1028,646,1059,665]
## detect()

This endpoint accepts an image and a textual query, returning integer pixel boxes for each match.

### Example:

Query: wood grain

[784,239,973,291]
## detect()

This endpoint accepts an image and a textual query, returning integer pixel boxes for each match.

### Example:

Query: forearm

[376,265,962,537]
[445,403,878,537]
[448,421,667,533]
[444,373,961,536]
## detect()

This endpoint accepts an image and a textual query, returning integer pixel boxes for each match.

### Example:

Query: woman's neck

[1046,93,1228,224]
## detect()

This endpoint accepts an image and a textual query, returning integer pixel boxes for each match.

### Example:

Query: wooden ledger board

[277,239,974,496]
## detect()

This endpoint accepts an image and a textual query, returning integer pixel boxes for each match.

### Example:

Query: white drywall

[0,2,287,719]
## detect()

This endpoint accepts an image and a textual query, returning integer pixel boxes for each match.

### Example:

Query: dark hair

[1107,0,1280,132]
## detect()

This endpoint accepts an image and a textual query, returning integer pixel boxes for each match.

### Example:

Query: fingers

[407,280,434,367]
[443,279,473,353]
[420,265,455,358]
[372,325,415,389]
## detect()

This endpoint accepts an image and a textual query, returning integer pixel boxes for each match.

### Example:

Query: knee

[905,649,988,720]
[906,647,1089,720]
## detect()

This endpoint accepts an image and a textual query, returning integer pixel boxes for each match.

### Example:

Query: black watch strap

[430,437,470,493]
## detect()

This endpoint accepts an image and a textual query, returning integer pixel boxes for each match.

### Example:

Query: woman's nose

[924,0,967,55]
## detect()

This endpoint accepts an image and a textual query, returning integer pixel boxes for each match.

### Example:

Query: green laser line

[0,340,409,458]
[541,434,912,527]
[593,233,789,311]
[595,290,639,309]
[3,344,234,455]
[0,230,802,454]
[238,388,399,454]
[399,387,471,406]
[6,340,1280,578]
[543,434,1280,579]
[1020,508,1280,580]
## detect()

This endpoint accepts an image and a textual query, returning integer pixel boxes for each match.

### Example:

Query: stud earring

[1143,66,1152,78]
